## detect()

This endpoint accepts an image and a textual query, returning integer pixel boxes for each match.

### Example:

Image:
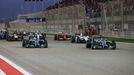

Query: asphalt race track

[0,37,134,75]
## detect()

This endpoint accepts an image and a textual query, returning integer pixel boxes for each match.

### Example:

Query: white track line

[0,55,31,75]
[0,69,6,75]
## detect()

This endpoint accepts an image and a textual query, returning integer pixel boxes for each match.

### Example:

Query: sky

[0,0,58,21]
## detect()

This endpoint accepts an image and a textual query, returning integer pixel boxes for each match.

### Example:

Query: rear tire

[44,40,48,48]
[86,43,91,48]
[22,41,25,47]
[25,44,29,48]
[71,37,75,43]
[6,36,10,41]
[76,37,80,43]
[91,45,95,49]
[111,41,116,50]
[54,35,57,40]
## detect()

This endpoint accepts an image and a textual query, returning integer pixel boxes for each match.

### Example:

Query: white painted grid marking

[0,55,31,75]
[0,69,6,75]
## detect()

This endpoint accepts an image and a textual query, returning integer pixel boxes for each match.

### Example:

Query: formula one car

[71,25,98,43]
[6,31,22,41]
[22,33,48,48]
[86,35,116,49]
[54,32,71,41]
[71,33,89,43]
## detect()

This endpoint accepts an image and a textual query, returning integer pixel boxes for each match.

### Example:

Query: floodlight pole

[99,2,108,33]
[71,0,74,34]
[41,1,44,32]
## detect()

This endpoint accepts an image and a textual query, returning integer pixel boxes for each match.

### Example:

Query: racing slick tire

[25,41,30,48]
[86,39,91,48]
[76,37,80,43]
[22,41,25,47]
[86,43,91,48]
[91,44,97,49]
[111,41,116,50]
[91,46,95,49]
[71,36,75,43]
[44,40,48,48]
[54,34,57,40]
[6,36,11,41]
[25,44,29,48]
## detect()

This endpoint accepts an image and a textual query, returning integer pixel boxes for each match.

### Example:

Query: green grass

[45,32,56,35]
[102,36,134,43]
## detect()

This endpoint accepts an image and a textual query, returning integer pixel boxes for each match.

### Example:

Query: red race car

[54,32,71,41]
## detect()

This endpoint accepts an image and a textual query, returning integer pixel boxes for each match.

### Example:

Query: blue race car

[86,35,116,49]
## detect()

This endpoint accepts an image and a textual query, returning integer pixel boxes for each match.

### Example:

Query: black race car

[22,33,48,48]
[86,35,116,49]
[6,31,22,41]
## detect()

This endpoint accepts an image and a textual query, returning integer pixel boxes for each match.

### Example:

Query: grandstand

[46,0,112,17]
[46,0,133,17]
[7,0,134,39]
[100,0,134,39]
[46,0,134,39]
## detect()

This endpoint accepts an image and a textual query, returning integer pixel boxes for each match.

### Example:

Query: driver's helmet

[23,31,26,35]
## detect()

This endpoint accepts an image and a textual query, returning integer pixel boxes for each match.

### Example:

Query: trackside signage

[26,18,46,23]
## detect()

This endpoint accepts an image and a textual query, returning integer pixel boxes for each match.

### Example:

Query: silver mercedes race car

[86,35,116,49]
[22,33,48,48]
[71,33,89,43]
